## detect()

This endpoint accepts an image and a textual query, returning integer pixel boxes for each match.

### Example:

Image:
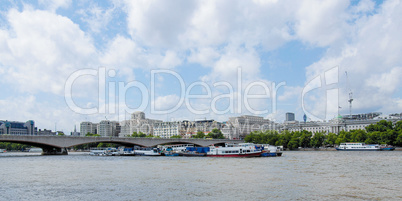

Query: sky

[0,0,401,133]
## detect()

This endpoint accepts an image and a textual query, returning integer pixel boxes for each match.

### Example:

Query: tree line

[245,120,402,150]
[0,142,32,151]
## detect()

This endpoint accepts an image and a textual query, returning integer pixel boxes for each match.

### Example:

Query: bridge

[0,135,244,155]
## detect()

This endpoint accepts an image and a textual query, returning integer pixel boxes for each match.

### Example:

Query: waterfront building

[0,120,37,135]
[181,120,222,138]
[80,122,98,135]
[152,119,222,139]
[38,129,56,135]
[153,121,181,138]
[119,112,162,137]
[283,113,402,134]
[221,115,279,139]
[98,120,120,137]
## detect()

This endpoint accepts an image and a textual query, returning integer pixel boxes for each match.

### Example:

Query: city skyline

[1,0,402,132]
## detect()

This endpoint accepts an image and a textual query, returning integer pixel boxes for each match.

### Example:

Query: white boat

[0,149,6,153]
[29,148,43,152]
[89,148,120,156]
[260,144,283,157]
[336,143,381,151]
[89,149,106,156]
[207,143,262,157]
[134,148,161,156]
[103,148,120,156]
[158,144,194,156]
[159,144,194,152]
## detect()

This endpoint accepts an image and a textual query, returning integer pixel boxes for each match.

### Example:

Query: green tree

[130,132,138,137]
[335,130,351,145]
[97,142,105,148]
[207,129,225,139]
[0,142,31,151]
[366,120,393,132]
[277,130,292,149]
[395,132,402,147]
[264,130,279,145]
[394,121,402,132]
[170,135,182,139]
[310,132,325,148]
[244,132,256,143]
[350,129,367,142]
[365,131,381,144]
[287,138,299,150]
[138,132,146,137]
[299,130,312,148]
[193,131,205,139]
[324,132,338,147]
[287,131,301,150]
[85,133,100,137]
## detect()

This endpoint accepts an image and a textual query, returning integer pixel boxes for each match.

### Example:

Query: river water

[0,151,401,201]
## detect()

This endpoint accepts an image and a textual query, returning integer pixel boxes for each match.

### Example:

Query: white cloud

[124,0,197,48]
[295,0,351,47]
[352,0,375,13]
[212,46,261,81]
[77,3,116,33]
[188,47,220,67]
[152,94,181,111]
[278,86,302,102]
[38,0,71,12]
[366,67,402,94]
[304,0,402,115]
[160,50,182,69]
[0,8,96,95]
[100,35,183,76]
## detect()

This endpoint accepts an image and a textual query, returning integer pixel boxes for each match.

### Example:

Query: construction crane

[345,71,353,116]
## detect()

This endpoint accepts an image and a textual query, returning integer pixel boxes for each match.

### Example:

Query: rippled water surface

[0,151,401,200]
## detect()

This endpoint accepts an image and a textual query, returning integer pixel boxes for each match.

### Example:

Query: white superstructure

[336,143,380,151]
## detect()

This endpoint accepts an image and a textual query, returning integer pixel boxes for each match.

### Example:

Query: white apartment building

[119,112,162,137]
[221,115,279,139]
[284,115,402,134]
[80,122,98,135]
[80,120,119,137]
[98,120,113,137]
[153,121,181,138]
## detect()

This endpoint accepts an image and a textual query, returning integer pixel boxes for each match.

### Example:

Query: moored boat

[182,147,209,157]
[89,149,106,156]
[207,143,262,157]
[163,147,180,156]
[336,143,381,151]
[134,148,161,156]
[380,145,395,151]
[259,144,283,157]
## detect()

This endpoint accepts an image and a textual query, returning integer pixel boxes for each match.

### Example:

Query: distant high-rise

[119,112,162,137]
[285,113,295,122]
[0,120,37,135]
[80,122,98,135]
